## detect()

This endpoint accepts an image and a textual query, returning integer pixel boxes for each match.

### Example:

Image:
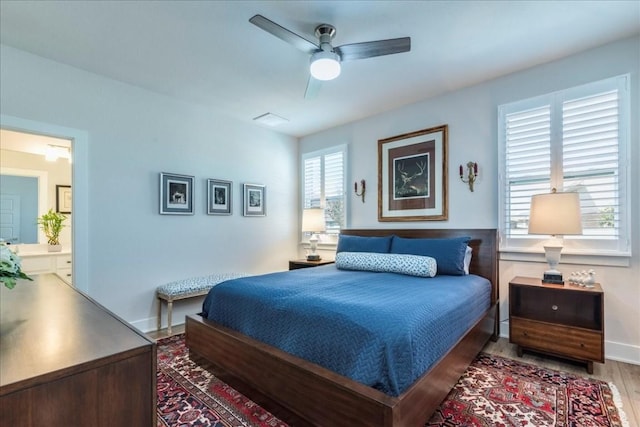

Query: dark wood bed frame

[186,228,498,427]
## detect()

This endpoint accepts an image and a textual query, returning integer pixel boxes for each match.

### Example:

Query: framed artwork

[207,179,232,215]
[159,172,194,215]
[243,183,266,217]
[378,124,448,221]
[56,185,72,214]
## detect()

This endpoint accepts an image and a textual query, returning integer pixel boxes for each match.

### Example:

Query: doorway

[0,114,89,292]
[0,129,72,246]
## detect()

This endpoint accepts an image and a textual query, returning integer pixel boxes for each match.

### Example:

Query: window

[302,145,347,233]
[498,75,630,256]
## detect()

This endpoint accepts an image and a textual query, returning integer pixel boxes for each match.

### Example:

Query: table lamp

[528,190,582,284]
[302,208,326,261]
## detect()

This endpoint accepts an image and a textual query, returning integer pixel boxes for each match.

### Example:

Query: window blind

[504,105,551,237]
[499,75,629,255]
[303,156,321,209]
[562,90,620,239]
[323,151,345,230]
[302,146,346,231]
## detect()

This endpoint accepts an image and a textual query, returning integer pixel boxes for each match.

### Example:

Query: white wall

[0,45,299,331]
[300,36,640,364]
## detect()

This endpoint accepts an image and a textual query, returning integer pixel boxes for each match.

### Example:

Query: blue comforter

[202,265,491,396]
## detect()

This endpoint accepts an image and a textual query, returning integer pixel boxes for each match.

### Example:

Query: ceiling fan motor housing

[315,24,337,53]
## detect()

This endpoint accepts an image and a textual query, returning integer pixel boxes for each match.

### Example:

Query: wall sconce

[459,161,478,192]
[354,179,366,203]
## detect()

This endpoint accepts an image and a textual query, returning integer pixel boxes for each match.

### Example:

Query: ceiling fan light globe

[310,51,341,81]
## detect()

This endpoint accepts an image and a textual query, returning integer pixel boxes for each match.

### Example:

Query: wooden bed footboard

[186,228,498,427]
[186,304,495,427]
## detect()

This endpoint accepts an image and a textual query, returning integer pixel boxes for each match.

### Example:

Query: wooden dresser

[0,274,156,426]
[509,276,604,373]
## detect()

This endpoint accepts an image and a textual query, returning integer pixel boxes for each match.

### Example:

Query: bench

[156,273,248,334]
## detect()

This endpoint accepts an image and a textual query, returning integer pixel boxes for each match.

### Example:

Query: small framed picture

[56,185,72,214]
[207,179,232,215]
[160,172,194,215]
[243,183,266,217]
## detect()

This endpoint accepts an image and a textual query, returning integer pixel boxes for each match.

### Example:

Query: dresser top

[0,274,154,393]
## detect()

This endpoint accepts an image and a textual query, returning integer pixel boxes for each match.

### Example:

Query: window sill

[499,248,631,267]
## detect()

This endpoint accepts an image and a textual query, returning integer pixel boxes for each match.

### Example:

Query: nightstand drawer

[510,284,602,330]
[511,317,603,362]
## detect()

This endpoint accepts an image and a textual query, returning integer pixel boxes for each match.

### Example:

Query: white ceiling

[1,1,638,138]
[0,129,71,156]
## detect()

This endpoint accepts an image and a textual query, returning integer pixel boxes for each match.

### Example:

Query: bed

[186,228,498,427]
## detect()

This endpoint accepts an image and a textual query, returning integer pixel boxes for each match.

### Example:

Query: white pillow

[335,252,437,278]
[464,246,472,275]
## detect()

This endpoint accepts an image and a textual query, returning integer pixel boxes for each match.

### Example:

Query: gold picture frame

[378,124,448,221]
[56,185,72,214]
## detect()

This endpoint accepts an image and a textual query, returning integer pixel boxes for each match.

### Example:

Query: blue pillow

[336,235,393,253]
[390,236,471,276]
[335,252,437,278]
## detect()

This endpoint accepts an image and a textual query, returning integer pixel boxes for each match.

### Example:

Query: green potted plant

[1,242,33,289]
[38,209,67,252]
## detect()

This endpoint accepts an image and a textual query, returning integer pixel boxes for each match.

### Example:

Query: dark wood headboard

[339,228,499,305]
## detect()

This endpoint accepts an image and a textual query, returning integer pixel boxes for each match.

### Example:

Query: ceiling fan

[249,14,411,98]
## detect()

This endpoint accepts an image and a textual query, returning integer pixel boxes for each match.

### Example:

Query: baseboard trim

[131,317,160,333]
[604,340,640,365]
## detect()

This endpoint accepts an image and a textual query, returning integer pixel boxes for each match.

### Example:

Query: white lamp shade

[528,192,582,236]
[309,51,341,81]
[301,208,326,233]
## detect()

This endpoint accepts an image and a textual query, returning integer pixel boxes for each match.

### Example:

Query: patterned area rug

[426,353,628,427]
[157,333,286,427]
[156,334,628,427]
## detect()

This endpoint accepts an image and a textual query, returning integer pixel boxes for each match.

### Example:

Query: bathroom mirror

[0,129,71,245]
[0,167,48,244]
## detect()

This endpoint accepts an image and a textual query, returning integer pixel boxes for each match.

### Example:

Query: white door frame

[1,114,89,293]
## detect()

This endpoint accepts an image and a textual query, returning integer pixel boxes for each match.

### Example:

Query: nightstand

[509,276,604,374]
[288,259,335,270]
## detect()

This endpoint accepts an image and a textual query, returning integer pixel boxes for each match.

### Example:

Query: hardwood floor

[149,325,639,426]
[148,323,185,340]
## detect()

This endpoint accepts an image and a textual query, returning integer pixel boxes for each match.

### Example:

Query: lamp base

[306,254,321,261]
[543,272,564,284]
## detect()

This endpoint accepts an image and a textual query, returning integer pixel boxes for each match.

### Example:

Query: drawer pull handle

[66,261,71,264]
[551,305,558,311]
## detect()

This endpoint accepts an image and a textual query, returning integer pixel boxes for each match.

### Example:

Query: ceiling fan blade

[336,37,411,61]
[304,75,322,99]
[249,15,318,55]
